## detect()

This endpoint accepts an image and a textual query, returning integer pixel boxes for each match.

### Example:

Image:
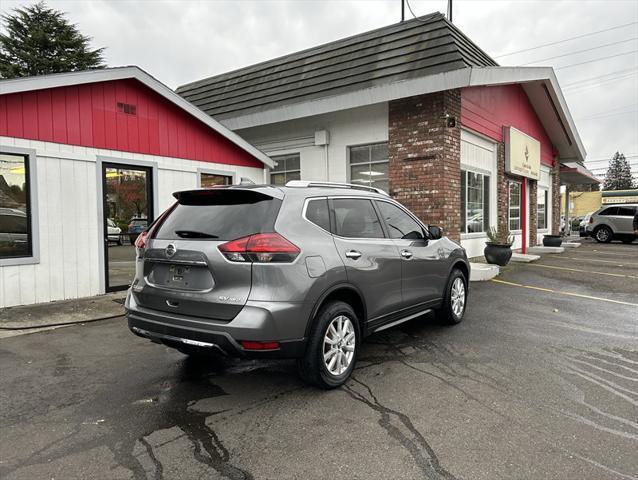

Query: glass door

[102,163,153,292]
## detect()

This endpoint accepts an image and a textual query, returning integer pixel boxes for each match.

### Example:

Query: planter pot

[543,235,563,247]
[484,243,513,266]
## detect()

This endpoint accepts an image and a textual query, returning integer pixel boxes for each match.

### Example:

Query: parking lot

[0,239,636,480]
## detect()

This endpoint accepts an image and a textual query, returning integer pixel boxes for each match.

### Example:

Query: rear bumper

[125,292,307,359]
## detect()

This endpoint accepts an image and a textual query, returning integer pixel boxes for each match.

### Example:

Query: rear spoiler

[173,186,284,205]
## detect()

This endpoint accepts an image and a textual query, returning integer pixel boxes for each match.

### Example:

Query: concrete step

[562,242,581,248]
[528,246,565,254]
[470,263,499,281]
[511,252,540,262]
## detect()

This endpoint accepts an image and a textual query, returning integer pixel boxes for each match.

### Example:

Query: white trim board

[0,66,274,169]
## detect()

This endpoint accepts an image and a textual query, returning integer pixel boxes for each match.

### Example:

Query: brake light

[240,341,280,351]
[589,217,593,224]
[135,230,148,250]
[219,233,300,263]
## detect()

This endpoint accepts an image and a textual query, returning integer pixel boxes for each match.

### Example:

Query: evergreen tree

[602,152,634,191]
[0,2,105,79]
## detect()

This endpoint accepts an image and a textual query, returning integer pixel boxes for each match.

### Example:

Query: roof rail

[285,180,389,196]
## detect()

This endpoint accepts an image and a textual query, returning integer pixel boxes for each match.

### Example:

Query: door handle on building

[401,250,413,259]
[345,250,362,260]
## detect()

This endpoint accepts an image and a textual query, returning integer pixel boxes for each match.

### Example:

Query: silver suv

[586,204,638,244]
[126,181,470,388]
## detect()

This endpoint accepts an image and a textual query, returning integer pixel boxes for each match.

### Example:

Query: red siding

[0,78,262,168]
[461,84,555,167]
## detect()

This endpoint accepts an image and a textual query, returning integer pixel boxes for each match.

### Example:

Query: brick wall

[388,90,462,240]
[529,180,538,246]
[496,143,508,230]
[551,159,561,235]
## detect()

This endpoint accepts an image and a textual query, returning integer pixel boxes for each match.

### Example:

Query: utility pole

[447,0,453,22]
[401,0,405,22]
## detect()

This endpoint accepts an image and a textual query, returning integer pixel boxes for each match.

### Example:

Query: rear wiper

[174,230,219,239]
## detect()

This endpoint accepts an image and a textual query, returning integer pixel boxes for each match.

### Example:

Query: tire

[594,226,613,243]
[436,269,467,325]
[297,301,360,389]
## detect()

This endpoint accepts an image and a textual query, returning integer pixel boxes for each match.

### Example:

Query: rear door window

[599,207,618,216]
[616,206,636,216]
[154,189,281,240]
[305,198,331,231]
[331,198,384,238]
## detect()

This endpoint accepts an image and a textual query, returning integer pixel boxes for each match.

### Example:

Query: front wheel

[298,301,359,389]
[436,269,467,325]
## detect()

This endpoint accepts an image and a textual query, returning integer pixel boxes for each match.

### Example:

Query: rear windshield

[154,189,281,241]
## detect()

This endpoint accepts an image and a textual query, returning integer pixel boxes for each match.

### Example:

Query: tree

[602,152,635,191]
[0,2,105,79]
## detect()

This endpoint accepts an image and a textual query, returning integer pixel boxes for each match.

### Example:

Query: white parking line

[544,256,638,267]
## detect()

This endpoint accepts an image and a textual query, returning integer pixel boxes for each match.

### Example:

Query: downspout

[521,179,527,254]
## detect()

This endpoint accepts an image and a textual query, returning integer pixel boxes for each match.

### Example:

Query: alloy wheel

[596,228,609,242]
[451,277,466,318]
[323,315,356,376]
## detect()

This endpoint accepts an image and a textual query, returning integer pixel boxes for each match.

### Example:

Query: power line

[494,21,638,58]
[404,0,431,23]
[576,109,638,121]
[564,71,638,90]
[521,37,638,65]
[562,67,638,87]
[555,50,638,70]
[563,74,638,95]
[586,154,638,163]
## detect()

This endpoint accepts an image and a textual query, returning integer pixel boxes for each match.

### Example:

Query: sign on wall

[504,127,540,180]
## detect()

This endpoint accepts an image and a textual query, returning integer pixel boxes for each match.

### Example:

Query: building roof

[0,66,274,168]
[176,12,497,119]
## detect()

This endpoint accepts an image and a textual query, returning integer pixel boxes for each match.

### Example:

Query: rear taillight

[240,341,280,351]
[218,232,300,263]
[135,230,148,250]
[589,217,593,224]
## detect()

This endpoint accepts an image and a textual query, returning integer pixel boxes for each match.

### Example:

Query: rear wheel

[298,301,359,389]
[436,269,467,325]
[594,226,613,243]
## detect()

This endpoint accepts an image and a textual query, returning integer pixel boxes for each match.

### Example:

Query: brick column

[496,143,508,230]
[551,158,561,235]
[388,90,461,240]
[529,180,538,246]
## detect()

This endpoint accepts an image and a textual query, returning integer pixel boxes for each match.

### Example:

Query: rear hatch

[135,187,283,321]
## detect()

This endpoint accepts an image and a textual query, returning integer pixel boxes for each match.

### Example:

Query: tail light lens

[135,230,149,250]
[240,341,280,351]
[219,232,300,263]
[589,217,593,224]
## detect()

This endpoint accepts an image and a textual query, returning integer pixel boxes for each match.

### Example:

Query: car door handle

[401,250,413,259]
[345,250,362,260]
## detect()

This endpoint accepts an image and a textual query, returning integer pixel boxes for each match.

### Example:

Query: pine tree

[0,2,105,79]
[602,152,635,191]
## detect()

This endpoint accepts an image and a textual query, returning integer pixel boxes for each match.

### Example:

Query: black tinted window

[155,190,281,240]
[306,199,330,231]
[616,206,636,216]
[377,201,424,240]
[599,207,618,216]
[332,198,384,238]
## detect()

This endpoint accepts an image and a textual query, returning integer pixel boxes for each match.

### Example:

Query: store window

[200,172,232,187]
[349,143,389,193]
[270,154,300,185]
[460,170,490,234]
[508,181,521,231]
[0,152,32,259]
[537,188,548,229]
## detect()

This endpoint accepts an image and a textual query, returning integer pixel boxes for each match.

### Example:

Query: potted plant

[484,225,514,266]
[542,231,563,247]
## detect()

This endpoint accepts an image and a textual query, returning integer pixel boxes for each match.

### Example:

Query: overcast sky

[2,0,637,178]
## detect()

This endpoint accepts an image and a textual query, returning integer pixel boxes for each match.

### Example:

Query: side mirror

[428,225,442,240]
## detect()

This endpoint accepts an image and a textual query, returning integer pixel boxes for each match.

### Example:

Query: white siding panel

[2,267,20,307]
[60,159,79,299]
[18,264,36,305]
[45,157,65,302]
[34,154,51,303]
[86,162,100,296]
[74,161,91,298]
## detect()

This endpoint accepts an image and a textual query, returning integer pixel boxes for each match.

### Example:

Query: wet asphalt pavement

[1,240,637,480]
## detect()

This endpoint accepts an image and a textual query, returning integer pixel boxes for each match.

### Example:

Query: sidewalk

[0,292,127,339]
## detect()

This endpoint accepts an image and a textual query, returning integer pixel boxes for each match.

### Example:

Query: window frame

[270,153,301,186]
[0,146,39,266]
[302,197,332,234]
[460,169,491,235]
[508,180,522,232]
[347,142,389,193]
[537,187,548,230]
[197,168,236,187]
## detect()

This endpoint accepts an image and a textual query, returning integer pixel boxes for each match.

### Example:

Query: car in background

[586,204,638,243]
[107,218,123,245]
[0,207,28,256]
[128,218,148,244]
[579,212,594,237]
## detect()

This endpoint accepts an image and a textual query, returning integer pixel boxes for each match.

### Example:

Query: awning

[560,162,600,186]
